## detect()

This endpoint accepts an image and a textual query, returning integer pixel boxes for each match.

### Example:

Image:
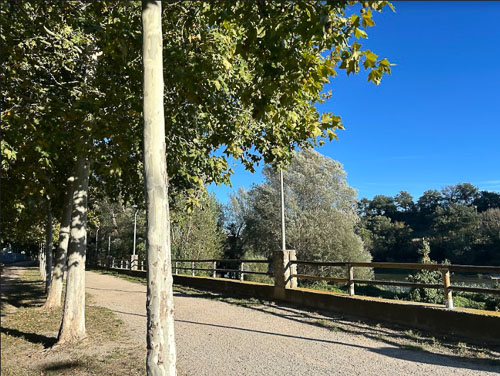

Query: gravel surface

[85,271,500,376]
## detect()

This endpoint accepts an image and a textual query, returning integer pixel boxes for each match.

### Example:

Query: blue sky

[209,1,500,203]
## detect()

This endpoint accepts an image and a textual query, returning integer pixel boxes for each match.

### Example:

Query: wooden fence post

[240,262,245,281]
[175,261,178,275]
[441,268,454,309]
[212,261,216,278]
[191,261,195,276]
[348,263,355,296]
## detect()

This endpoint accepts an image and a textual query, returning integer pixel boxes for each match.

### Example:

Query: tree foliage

[89,190,224,264]
[226,149,372,278]
[2,0,395,242]
[358,185,500,265]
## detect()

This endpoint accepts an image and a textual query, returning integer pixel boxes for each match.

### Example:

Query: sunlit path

[85,271,500,376]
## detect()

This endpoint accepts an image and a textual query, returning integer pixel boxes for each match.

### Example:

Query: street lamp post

[130,205,139,271]
[95,227,99,266]
[133,205,138,256]
[280,168,286,251]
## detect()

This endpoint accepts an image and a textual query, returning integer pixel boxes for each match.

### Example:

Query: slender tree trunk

[39,243,46,281]
[57,156,89,343]
[45,200,53,293]
[44,176,74,309]
[142,1,176,374]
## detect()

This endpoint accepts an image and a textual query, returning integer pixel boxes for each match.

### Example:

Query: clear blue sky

[209,1,500,203]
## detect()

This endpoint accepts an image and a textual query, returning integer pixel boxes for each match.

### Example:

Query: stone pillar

[273,250,297,299]
[131,255,139,271]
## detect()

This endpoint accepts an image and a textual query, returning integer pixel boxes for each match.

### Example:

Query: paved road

[85,271,500,376]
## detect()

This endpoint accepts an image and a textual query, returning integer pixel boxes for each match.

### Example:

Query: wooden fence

[172,259,271,281]
[97,256,499,309]
[291,261,500,309]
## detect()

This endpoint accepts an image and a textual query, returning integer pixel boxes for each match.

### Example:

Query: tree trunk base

[57,329,87,345]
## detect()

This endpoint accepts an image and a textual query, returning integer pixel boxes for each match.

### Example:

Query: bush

[407,269,443,304]
[453,295,487,310]
[242,252,273,284]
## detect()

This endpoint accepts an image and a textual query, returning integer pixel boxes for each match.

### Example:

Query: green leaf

[354,28,368,39]
[327,129,338,141]
[363,50,378,69]
[350,15,360,27]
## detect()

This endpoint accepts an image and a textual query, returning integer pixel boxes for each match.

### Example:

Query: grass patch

[1,266,145,375]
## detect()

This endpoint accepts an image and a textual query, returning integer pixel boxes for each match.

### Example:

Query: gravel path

[85,271,500,376]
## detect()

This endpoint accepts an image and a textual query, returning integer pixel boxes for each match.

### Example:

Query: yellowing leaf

[363,50,378,68]
[354,28,368,39]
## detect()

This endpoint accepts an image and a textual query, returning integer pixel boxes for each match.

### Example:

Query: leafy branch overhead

[1,0,394,222]
[92,1,395,208]
[172,0,395,173]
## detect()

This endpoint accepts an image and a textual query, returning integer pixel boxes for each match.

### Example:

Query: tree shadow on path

[174,288,500,372]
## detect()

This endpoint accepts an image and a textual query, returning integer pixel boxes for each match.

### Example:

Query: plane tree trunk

[44,176,74,309]
[45,200,53,293]
[57,156,89,344]
[39,244,46,282]
[142,1,177,374]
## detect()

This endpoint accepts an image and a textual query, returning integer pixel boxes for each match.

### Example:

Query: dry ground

[87,270,500,376]
[2,266,500,375]
[1,266,145,375]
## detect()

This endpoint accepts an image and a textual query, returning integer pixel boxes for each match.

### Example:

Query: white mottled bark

[44,176,74,309]
[39,244,46,281]
[57,156,89,343]
[45,200,53,293]
[142,1,177,374]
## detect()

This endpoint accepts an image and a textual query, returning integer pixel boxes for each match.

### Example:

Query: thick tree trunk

[57,156,89,343]
[44,176,74,309]
[45,200,53,293]
[142,1,177,374]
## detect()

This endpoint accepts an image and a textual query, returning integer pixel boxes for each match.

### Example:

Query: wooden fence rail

[96,256,499,310]
[172,259,272,281]
[289,260,500,309]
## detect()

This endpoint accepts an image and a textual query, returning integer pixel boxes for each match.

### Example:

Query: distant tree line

[87,156,499,270]
[357,184,500,265]
[87,189,224,264]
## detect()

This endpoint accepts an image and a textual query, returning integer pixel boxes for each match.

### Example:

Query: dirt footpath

[85,271,500,376]
[1,266,26,315]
